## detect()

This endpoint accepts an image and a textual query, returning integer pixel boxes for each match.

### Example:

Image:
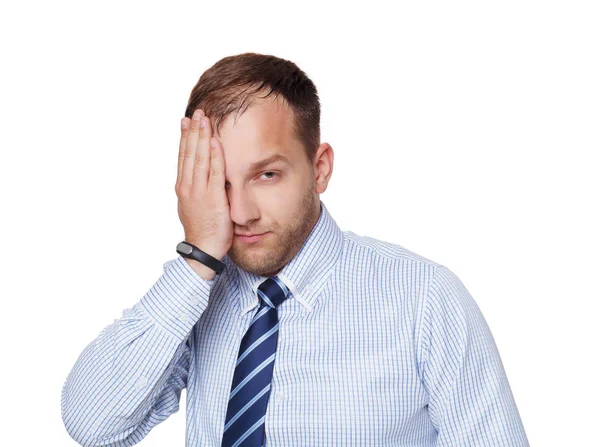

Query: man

[61,52,529,446]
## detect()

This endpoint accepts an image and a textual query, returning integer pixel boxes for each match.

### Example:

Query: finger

[192,115,212,189]
[181,109,204,190]
[176,117,190,191]
[208,136,226,192]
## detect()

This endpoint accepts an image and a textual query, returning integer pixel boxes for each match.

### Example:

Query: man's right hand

[176,109,232,280]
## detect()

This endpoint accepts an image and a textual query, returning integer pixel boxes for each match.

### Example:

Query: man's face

[215,95,321,277]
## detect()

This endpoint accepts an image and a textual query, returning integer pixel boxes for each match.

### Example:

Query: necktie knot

[257,276,290,309]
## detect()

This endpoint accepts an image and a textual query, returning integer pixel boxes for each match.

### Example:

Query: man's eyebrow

[246,154,291,174]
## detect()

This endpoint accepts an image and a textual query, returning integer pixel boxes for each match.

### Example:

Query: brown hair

[184,52,321,165]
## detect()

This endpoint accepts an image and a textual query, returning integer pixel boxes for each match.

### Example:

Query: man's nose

[228,187,260,227]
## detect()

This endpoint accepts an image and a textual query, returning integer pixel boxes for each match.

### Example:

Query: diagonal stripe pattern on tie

[221,276,291,447]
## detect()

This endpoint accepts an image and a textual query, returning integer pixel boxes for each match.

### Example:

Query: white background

[1,0,598,445]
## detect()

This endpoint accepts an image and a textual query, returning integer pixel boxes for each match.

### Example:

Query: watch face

[176,242,193,255]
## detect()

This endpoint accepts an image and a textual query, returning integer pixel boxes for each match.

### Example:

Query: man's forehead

[217,102,302,165]
[219,100,293,141]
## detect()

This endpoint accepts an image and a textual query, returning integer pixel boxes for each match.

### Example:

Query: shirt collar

[225,200,344,316]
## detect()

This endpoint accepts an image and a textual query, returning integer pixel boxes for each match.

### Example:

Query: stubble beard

[227,190,319,277]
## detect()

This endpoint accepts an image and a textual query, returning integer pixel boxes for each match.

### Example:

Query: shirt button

[305,283,313,293]
[178,313,190,323]
[135,376,148,390]
[190,295,201,305]
[274,392,285,403]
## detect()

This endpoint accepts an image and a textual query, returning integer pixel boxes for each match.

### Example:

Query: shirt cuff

[139,255,216,340]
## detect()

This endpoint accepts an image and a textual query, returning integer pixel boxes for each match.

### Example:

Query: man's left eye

[260,171,278,180]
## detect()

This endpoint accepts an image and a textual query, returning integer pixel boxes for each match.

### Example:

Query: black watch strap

[176,241,226,275]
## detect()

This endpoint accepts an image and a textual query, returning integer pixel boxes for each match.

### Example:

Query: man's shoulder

[341,230,442,270]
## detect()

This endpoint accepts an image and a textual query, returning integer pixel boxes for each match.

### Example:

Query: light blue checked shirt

[61,200,529,446]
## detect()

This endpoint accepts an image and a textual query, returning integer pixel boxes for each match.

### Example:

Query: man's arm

[61,256,215,447]
[418,265,529,446]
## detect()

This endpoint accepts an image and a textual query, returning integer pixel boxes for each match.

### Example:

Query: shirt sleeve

[61,255,216,447]
[419,265,529,446]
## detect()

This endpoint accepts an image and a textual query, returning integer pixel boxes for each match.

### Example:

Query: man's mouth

[235,232,268,243]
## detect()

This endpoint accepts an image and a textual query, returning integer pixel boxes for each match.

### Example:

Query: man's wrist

[176,240,226,276]
[184,257,217,281]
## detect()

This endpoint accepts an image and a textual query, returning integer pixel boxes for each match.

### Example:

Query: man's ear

[314,143,334,194]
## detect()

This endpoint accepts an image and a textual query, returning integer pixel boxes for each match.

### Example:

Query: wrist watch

[176,241,226,275]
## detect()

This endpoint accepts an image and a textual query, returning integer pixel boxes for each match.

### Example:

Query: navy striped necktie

[221,276,291,447]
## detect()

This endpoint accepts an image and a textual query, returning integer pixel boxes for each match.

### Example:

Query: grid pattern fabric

[61,200,529,446]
